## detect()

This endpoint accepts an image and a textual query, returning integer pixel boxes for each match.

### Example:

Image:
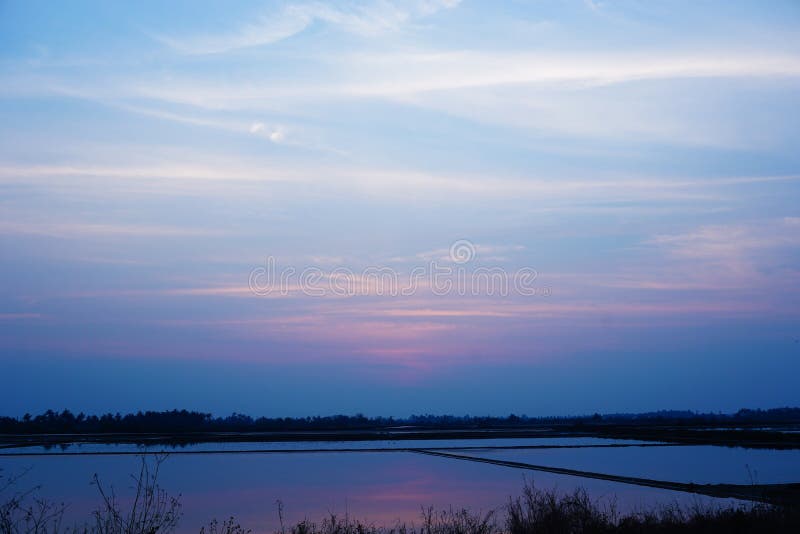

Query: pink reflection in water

[1,450,744,534]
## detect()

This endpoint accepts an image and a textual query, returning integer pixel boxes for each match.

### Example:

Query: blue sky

[1,0,799,416]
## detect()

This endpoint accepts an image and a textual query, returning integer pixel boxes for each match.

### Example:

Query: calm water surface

[455,445,800,484]
[0,436,652,454]
[0,443,764,534]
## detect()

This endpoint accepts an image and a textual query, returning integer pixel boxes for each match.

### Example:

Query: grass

[272,485,799,534]
[2,456,799,534]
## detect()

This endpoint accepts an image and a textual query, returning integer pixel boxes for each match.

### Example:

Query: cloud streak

[158,0,462,54]
[0,221,222,238]
[337,51,800,96]
[2,161,797,204]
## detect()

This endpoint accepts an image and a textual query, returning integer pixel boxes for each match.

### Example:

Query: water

[1,440,791,533]
[0,436,652,454]
[452,445,800,484]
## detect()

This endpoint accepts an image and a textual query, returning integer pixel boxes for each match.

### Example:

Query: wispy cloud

[635,219,800,290]
[5,45,798,150]
[0,221,222,238]
[336,51,800,96]
[29,48,793,148]
[50,51,799,110]
[157,0,462,54]
[113,104,288,144]
[649,219,800,260]
[2,161,798,206]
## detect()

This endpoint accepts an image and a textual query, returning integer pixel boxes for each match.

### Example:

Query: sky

[1,0,799,417]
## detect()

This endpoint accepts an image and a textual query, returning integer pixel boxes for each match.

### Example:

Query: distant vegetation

[1,456,798,534]
[2,407,800,435]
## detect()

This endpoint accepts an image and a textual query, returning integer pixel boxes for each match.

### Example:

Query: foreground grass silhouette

[2,456,799,534]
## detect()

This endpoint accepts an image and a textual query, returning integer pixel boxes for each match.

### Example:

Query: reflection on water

[0,448,752,534]
[456,445,800,485]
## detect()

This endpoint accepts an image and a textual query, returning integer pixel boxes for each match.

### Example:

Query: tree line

[1,407,799,434]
